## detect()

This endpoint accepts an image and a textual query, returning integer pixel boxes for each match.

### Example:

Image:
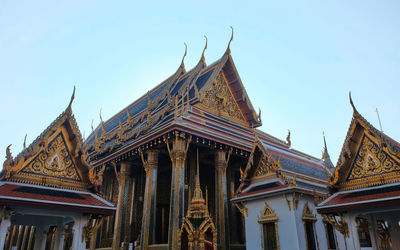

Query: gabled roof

[1,88,103,192]
[0,182,115,215]
[317,182,400,214]
[329,93,400,191]
[235,133,329,196]
[85,42,261,158]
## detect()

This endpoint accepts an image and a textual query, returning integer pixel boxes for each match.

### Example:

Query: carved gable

[20,131,82,182]
[340,133,400,189]
[332,100,400,190]
[199,73,246,123]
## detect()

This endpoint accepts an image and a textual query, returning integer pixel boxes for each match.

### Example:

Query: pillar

[20,225,29,250]
[71,216,87,250]
[215,149,230,250]
[124,173,136,250]
[388,214,400,249]
[344,214,359,250]
[27,226,35,250]
[0,216,11,250]
[34,225,50,250]
[167,135,190,250]
[140,149,159,250]
[112,161,131,250]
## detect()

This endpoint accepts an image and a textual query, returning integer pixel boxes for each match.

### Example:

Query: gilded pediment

[341,134,400,189]
[20,131,81,182]
[2,87,95,191]
[198,73,246,124]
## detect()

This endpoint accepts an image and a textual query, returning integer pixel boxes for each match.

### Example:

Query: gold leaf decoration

[201,73,245,121]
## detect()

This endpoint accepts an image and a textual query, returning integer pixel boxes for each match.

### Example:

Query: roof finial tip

[181,43,187,68]
[67,85,76,110]
[201,35,208,63]
[349,91,357,112]
[226,26,234,54]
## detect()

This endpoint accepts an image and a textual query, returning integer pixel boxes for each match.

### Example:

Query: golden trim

[258,202,280,250]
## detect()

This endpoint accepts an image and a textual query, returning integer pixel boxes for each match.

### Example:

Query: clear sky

[1,1,399,166]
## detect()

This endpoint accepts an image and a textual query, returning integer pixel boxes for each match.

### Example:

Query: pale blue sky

[1,1,399,165]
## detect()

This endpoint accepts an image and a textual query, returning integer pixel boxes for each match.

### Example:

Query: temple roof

[329,93,400,191]
[0,182,115,215]
[235,133,330,197]
[317,182,400,214]
[1,88,105,192]
[85,47,262,159]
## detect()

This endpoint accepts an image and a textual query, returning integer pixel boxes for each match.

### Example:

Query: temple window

[356,217,372,247]
[324,221,337,250]
[258,202,279,250]
[302,203,318,250]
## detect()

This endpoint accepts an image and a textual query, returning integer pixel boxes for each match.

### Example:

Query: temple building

[1,32,399,250]
[0,90,115,250]
[317,94,400,250]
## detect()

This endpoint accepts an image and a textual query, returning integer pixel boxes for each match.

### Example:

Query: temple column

[123,173,136,250]
[215,149,231,250]
[166,134,190,250]
[140,149,159,250]
[71,216,87,250]
[112,161,131,250]
[388,215,400,249]
[0,216,11,249]
[20,225,30,250]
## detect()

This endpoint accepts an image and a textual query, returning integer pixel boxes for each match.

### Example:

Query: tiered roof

[233,132,331,202]
[317,93,400,213]
[85,36,262,166]
[1,89,114,215]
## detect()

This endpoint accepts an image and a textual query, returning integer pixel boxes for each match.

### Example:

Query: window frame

[302,203,318,250]
[258,202,280,250]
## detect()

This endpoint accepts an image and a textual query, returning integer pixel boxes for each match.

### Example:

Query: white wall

[243,193,349,250]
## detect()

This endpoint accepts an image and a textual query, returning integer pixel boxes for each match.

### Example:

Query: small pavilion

[0,89,115,250]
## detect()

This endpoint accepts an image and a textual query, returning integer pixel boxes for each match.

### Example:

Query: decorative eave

[1,88,103,192]
[329,93,400,190]
[86,35,262,158]
[235,134,296,195]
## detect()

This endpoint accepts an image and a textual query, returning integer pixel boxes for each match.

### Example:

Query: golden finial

[3,144,13,168]
[126,109,132,122]
[201,35,208,63]
[23,134,27,149]
[349,91,357,112]
[180,43,187,68]
[99,108,106,136]
[258,107,262,122]
[67,86,76,111]
[91,119,94,132]
[99,108,103,122]
[286,130,291,148]
[226,26,234,55]
[147,91,151,107]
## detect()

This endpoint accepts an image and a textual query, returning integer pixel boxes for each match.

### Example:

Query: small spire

[286,130,291,148]
[180,43,187,69]
[349,91,357,113]
[225,26,234,55]
[99,108,103,122]
[322,132,334,170]
[23,134,27,149]
[67,86,76,111]
[200,35,208,63]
